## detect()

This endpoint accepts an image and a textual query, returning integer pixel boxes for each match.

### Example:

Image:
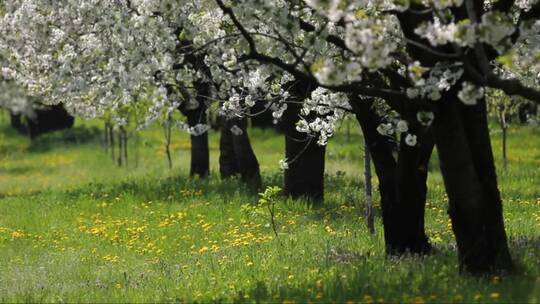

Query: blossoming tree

[2,0,540,273]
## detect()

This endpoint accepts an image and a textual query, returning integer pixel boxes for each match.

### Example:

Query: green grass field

[0,115,539,303]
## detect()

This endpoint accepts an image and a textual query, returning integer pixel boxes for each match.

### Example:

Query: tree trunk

[433,91,513,273]
[351,97,432,255]
[104,122,110,153]
[27,105,74,139]
[10,113,27,134]
[363,139,375,234]
[164,116,173,169]
[281,100,325,203]
[179,83,210,178]
[117,127,123,167]
[219,117,262,189]
[219,117,239,178]
[395,128,434,254]
[110,125,116,162]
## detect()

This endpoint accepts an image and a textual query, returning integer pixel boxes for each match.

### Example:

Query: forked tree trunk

[351,97,432,255]
[219,117,262,190]
[433,90,513,273]
[396,8,512,271]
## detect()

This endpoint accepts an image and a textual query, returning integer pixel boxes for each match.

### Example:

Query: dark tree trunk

[433,90,513,273]
[395,128,434,254]
[109,125,115,162]
[219,117,239,178]
[351,97,432,255]
[396,7,512,272]
[219,117,262,189]
[10,105,74,138]
[10,113,27,134]
[27,105,74,139]
[179,83,210,178]
[363,139,375,234]
[250,101,277,129]
[281,98,325,203]
[518,102,537,123]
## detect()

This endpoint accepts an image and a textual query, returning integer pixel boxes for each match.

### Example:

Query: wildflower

[11,230,25,239]
[490,293,500,299]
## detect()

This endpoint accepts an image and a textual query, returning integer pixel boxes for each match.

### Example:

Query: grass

[0,114,539,303]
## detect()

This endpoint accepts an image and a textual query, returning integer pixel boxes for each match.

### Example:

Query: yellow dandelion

[490,293,500,299]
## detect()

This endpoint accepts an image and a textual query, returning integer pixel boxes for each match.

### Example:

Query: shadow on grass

[27,126,102,152]
[63,174,264,205]
[230,240,539,303]
[0,124,102,153]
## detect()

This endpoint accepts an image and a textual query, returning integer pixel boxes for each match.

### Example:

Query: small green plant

[258,186,282,238]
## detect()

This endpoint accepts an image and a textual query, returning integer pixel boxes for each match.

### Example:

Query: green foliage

[258,186,282,238]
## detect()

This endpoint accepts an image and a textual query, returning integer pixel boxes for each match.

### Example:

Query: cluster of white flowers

[0,0,539,156]
[0,81,36,118]
[407,62,464,101]
[458,82,485,105]
[415,18,459,47]
[376,119,419,146]
[296,88,350,145]
[477,12,515,52]
[345,16,398,70]
[515,0,536,11]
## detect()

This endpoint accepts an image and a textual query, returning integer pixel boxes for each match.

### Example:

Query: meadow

[0,115,538,303]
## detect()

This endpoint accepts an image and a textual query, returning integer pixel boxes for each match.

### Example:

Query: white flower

[376,123,394,136]
[279,159,289,171]
[396,120,409,133]
[414,18,458,47]
[245,95,255,107]
[458,82,484,105]
[405,134,417,146]
[187,124,211,136]
[407,88,419,99]
[230,125,243,136]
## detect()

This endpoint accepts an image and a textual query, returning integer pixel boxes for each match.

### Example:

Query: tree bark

[9,113,27,134]
[281,99,325,203]
[10,105,74,138]
[433,90,513,273]
[219,117,239,178]
[27,105,74,139]
[179,83,210,178]
[219,117,262,189]
[363,139,375,234]
[350,97,433,255]
[397,7,513,271]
